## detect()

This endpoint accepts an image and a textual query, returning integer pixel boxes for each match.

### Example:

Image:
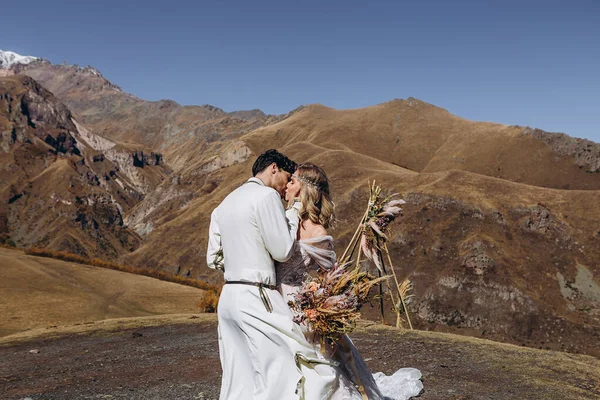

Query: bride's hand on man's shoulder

[287,197,303,212]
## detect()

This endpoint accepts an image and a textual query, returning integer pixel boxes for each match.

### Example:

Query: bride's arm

[256,191,301,262]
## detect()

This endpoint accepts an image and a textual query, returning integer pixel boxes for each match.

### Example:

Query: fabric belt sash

[224,280,276,313]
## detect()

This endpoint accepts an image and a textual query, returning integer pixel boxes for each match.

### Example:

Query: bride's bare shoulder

[312,224,328,238]
[300,219,328,239]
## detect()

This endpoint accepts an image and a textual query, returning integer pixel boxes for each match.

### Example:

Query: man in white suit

[207,149,336,400]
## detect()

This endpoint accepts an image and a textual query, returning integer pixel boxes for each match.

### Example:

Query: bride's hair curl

[296,163,335,229]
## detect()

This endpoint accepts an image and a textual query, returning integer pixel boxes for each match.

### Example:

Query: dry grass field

[0,247,203,337]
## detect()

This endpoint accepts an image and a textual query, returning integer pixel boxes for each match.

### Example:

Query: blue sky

[3,0,599,142]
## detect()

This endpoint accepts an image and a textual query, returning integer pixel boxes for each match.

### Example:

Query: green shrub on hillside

[0,234,16,247]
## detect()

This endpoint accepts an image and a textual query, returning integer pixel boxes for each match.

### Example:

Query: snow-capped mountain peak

[0,50,39,69]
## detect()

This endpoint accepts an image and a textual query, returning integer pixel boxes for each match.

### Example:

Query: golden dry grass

[24,247,220,291]
[0,247,207,337]
[0,313,214,345]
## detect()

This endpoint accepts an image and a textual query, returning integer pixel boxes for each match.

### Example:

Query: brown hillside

[17,61,283,169]
[123,140,600,358]
[0,247,202,337]
[0,75,168,258]
[245,101,600,189]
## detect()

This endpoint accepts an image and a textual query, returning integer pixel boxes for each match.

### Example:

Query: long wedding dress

[276,236,423,400]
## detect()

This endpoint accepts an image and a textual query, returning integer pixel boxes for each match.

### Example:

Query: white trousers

[217,284,337,400]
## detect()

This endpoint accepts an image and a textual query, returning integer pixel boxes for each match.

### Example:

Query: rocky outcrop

[19,79,76,131]
[0,75,148,259]
[132,151,162,167]
[0,75,80,155]
[522,127,600,173]
[44,131,80,155]
[193,141,251,176]
[459,238,496,276]
[228,109,266,121]
[515,203,565,235]
[72,120,116,151]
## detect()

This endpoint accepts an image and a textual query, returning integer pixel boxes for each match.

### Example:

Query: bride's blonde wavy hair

[295,163,335,229]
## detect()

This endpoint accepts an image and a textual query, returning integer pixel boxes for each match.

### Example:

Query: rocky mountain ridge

[0,75,169,257]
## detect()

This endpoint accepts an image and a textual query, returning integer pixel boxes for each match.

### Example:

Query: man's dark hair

[252,149,297,176]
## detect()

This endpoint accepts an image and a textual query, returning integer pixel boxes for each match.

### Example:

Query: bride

[277,163,423,400]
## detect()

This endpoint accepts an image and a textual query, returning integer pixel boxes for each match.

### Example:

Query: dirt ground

[1,314,598,400]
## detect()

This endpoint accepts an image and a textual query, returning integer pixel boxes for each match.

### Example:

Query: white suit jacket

[207,177,300,286]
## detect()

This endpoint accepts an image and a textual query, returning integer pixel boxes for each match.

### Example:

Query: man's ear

[270,162,278,174]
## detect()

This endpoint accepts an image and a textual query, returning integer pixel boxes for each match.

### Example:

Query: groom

[207,149,336,400]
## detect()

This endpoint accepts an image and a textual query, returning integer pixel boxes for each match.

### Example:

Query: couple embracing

[207,149,422,400]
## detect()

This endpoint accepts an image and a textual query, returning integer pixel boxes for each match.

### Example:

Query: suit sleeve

[255,191,300,262]
[206,207,224,271]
